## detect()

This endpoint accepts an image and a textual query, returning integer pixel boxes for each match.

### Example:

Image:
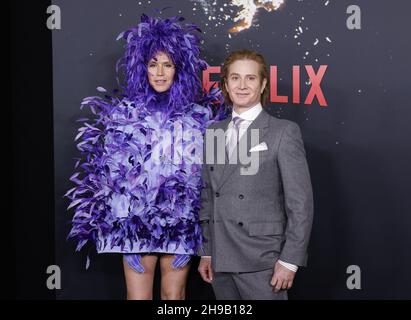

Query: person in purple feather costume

[65,14,226,299]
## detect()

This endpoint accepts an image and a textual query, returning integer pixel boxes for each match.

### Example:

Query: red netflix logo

[203,65,328,107]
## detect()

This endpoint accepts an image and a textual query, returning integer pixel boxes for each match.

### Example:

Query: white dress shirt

[226,102,263,146]
[202,102,298,273]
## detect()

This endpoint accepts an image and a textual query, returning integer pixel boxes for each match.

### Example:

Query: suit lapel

[217,109,270,191]
[209,117,230,188]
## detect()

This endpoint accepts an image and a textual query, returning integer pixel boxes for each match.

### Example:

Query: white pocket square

[249,142,268,152]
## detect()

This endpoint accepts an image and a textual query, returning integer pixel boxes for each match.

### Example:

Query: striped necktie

[227,116,245,159]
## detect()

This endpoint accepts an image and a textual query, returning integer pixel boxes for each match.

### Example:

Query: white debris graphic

[229,0,285,33]
[189,0,334,65]
[192,0,218,16]
[191,0,286,34]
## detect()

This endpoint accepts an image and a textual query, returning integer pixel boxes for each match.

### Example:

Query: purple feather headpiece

[116,14,208,110]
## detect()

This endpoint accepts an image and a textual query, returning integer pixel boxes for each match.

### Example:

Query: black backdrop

[13,0,411,300]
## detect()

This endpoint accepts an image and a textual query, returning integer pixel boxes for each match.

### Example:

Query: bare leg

[123,254,158,300]
[160,254,191,300]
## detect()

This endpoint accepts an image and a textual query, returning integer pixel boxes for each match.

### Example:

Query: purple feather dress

[66,15,227,271]
[94,94,211,256]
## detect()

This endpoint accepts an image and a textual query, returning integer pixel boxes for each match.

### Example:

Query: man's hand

[198,257,213,283]
[270,260,296,292]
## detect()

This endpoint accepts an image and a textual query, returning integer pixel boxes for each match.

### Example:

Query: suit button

[210,166,214,171]
[238,222,243,227]
[215,192,220,197]
[239,194,244,199]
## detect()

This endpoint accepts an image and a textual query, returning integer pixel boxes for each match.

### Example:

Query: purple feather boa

[65,14,228,258]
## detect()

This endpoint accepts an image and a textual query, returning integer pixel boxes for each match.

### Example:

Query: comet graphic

[229,0,285,33]
[190,0,284,33]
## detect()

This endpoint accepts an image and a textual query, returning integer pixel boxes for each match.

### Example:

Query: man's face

[225,59,267,111]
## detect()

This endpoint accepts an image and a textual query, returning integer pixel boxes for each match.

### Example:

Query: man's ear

[261,78,268,94]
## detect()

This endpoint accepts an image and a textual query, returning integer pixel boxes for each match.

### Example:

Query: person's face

[147,51,175,93]
[225,59,267,112]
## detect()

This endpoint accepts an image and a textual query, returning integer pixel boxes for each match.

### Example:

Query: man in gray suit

[198,49,314,300]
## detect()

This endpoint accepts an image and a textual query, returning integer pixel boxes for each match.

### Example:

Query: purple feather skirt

[66,97,214,263]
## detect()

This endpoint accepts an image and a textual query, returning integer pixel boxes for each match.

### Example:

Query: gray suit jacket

[199,108,314,273]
